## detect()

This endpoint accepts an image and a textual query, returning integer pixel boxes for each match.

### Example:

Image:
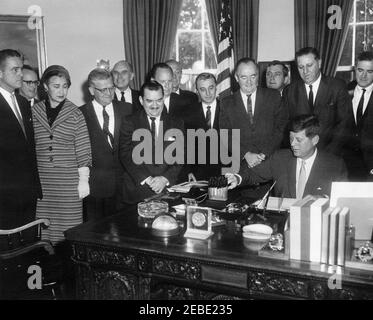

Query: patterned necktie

[206,105,211,128]
[120,91,126,102]
[102,105,114,146]
[356,89,366,128]
[296,160,307,199]
[246,94,253,125]
[308,85,314,111]
[11,93,26,138]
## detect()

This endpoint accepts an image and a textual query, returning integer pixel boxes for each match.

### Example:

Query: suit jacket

[80,100,126,198]
[119,110,184,203]
[0,93,42,226]
[113,88,142,115]
[220,87,287,161]
[181,100,221,180]
[163,91,197,118]
[239,149,348,198]
[283,75,352,155]
[343,84,373,179]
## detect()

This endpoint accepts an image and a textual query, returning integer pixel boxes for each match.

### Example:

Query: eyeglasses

[23,80,39,86]
[93,86,115,94]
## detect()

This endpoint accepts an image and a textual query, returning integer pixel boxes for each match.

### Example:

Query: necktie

[246,94,253,125]
[120,91,126,102]
[11,93,26,138]
[102,105,114,146]
[150,117,156,163]
[296,160,307,199]
[308,85,314,111]
[356,89,366,128]
[206,106,211,128]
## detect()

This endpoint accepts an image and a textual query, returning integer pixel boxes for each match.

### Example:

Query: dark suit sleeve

[325,83,352,155]
[119,116,151,183]
[260,91,288,157]
[239,156,274,187]
[161,119,184,185]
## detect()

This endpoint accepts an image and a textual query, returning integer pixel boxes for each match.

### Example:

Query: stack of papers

[168,181,208,193]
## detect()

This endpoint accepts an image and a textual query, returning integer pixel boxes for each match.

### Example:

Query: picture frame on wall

[0,14,47,76]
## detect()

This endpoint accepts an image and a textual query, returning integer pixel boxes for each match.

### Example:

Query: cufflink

[370,169,373,175]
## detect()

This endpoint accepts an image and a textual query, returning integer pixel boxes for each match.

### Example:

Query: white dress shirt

[92,100,114,146]
[240,89,257,115]
[296,148,318,192]
[0,87,24,121]
[146,114,161,137]
[352,83,373,122]
[202,99,217,128]
[305,73,322,103]
[115,87,132,104]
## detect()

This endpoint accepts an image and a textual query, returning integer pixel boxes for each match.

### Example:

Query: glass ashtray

[137,200,169,219]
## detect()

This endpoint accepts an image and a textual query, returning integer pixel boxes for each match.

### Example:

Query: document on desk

[254,196,297,211]
[167,181,208,193]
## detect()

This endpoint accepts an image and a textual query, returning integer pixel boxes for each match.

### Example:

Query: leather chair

[0,219,63,300]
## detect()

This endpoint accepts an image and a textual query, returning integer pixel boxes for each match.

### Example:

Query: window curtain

[295,0,354,77]
[205,0,259,62]
[123,0,182,89]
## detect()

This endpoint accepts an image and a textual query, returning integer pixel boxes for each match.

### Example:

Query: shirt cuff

[141,176,152,185]
[234,174,242,186]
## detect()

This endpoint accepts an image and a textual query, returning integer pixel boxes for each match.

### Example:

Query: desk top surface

[65,203,373,285]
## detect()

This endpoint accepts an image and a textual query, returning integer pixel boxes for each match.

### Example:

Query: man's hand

[225,173,239,190]
[244,152,266,168]
[148,176,169,194]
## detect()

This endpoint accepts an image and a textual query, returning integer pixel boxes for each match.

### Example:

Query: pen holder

[208,187,228,201]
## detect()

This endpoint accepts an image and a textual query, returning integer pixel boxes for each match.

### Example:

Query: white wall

[1,0,124,105]
[258,0,295,62]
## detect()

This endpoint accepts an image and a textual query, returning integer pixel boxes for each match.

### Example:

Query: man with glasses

[18,65,39,107]
[80,68,127,220]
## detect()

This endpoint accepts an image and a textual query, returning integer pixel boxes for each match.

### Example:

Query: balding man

[166,59,198,106]
[111,60,141,114]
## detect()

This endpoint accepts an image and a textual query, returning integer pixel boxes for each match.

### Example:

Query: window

[336,0,373,84]
[171,0,217,91]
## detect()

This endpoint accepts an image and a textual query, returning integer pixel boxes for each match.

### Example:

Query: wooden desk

[65,209,373,300]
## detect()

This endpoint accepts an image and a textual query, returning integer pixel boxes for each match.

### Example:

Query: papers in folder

[168,181,208,193]
[253,196,297,211]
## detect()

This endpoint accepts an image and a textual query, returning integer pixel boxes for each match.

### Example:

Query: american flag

[217,0,234,99]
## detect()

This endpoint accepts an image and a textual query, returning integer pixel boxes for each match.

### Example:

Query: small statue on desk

[356,241,373,263]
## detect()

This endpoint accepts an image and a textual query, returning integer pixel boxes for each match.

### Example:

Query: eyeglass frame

[22,80,40,86]
[92,86,116,95]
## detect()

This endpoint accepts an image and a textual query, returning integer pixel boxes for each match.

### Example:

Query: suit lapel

[32,101,52,133]
[213,100,220,129]
[234,91,251,123]
[288,156,297,198]
[253,88,262,123]
[113,102,122,150]
[314,76,328,112]
[304,152,321,195]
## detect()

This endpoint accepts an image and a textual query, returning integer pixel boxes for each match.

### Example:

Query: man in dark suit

[119,81,183,204]
[149,62,191,118]
[226,115,348,199]
[220,58,288,170]
[0,49,42,230]
[182,72,221,181]
[80,69,126,221]
[265,60,290,96]
[166,59,198,106]
[343,51,373,181]
[283,47,351,156]
[18,65,39,107]
[111,60,141,115]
